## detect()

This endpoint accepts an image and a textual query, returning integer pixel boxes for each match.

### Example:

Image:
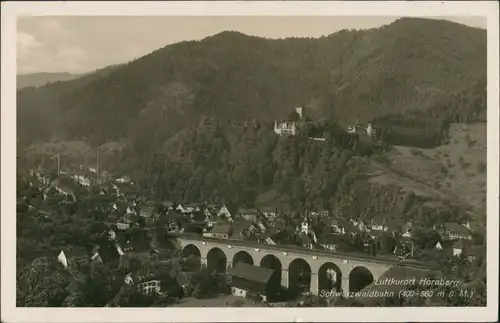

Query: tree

[17,257,73,307]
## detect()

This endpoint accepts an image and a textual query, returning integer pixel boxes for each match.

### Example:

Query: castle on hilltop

[274,107,305,136]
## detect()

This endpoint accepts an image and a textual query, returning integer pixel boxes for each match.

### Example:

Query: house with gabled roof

[310,210,330,218]
[56,248,89,269]
[34,171,53,186]
[177,203,200,214]
[180,221,205,234]
[394,235,414,257]
[118,229,153,255]
[370,217,389,232]
[218,204,234,222]
[228,262,281,302]
[338,219,358,238]
[124,269,161,295]
[259,227,284,246]
[71,174,91,187]
[158,210,183,231]
[89,245,103,264]
[435,222,473,241]
[259,206,278,220]
[96,241,125,264]
[203,207,220,228]
[116,213,141,230]
[203,223,233,239]
[227,219,253,240]
[315,227,343,251]
[244,222,259,237]
[466,245,485,263]
[329,219,345,235]
[237,208,259,222]
[205,204,233,222]
[43,180,76,203]
[190,209,211,227]
[452,240,472,257]
[119,239,154,256]
[299,231,318,250]
[116,175,131,184]
[139,205,156,218]
[350,218,369,233]
[256,217,271,234]
[162,201,175,211]
[435,239,454,257]
[368,229,386,240]
[400,222,413,238]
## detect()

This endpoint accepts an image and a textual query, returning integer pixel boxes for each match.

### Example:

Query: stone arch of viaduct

[172,236,394,295]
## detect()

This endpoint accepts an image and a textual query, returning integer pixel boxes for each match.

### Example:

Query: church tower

[301,212,311,235]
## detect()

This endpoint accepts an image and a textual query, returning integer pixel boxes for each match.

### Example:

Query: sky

[16,16,486,75]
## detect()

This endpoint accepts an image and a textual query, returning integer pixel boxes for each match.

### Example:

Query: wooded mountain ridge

[17,17,486,153]
[16,17,487,226]
[17,72,82,89]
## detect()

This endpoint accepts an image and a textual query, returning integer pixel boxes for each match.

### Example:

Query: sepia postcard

[1,1,499,322]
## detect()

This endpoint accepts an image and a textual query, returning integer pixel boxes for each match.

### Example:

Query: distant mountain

[17,17,486,153]
[17,72,82,89]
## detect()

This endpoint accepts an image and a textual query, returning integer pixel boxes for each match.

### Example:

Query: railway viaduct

[168,233,434,295]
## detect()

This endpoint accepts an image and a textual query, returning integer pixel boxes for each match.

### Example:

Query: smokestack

[96,150,99,177]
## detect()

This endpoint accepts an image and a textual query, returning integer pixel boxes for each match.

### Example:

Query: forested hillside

[15,17,488,308]
[17,72,82,89]
[374,79,486,148]
[16,17,487,228]
[17,17,486,153]
[119,117,476,232]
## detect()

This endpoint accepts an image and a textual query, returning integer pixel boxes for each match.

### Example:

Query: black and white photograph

[1,1,499,322]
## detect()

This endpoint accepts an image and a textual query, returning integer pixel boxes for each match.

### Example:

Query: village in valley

[13,15,489,309]
[16,108,485,307]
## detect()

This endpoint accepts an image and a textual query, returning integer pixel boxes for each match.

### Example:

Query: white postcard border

[1,1,499,322]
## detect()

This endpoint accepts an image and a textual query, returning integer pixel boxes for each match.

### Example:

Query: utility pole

[96,149,99,177]
[57,152,60,176]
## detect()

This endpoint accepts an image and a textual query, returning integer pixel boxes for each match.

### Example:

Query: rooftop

[139,205,156,215]
[444,222,472,235]
[453,240,472,249]
[237,208,259,215]
[228,262,275,284]
[162,201,175,207]
[437,239,454,249]
[208,223,233,235]
[259,207,278,213]
[58,247,89,259]
[128,268,158,284]
[190,210,207,222]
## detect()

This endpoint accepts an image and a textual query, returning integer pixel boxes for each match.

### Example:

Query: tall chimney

[96,150,99,178]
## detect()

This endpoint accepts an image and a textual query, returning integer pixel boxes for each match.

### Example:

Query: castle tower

[295,107,304,120]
